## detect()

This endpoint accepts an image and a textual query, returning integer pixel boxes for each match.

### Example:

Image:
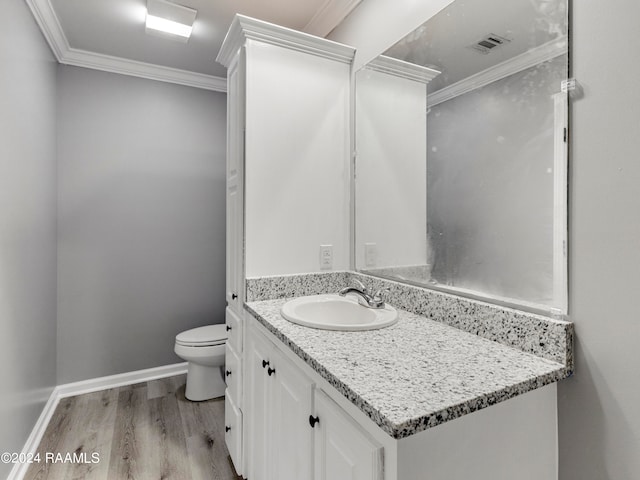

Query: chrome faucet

[338,280,389,309]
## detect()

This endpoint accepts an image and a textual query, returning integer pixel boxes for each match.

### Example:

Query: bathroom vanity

[233,272,572,480]
[224,272,572,480]
[217,8,573,480]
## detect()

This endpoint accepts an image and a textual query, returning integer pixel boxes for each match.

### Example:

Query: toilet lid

[176,324,227,347]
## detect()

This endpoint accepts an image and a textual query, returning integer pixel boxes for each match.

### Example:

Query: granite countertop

[245,297,569,440]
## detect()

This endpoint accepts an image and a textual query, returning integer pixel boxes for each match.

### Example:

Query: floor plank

[148,393,193,479]
[55,388,119,480]
[24,397,78,480]
[146,374,184,400]
[176,386,240,480]
[25,375,241,480]
[107,386,152,479]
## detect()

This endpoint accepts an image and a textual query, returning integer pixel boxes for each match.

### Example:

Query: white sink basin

[280,294,398,331]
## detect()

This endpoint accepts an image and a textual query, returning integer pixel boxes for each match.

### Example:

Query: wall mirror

[354,0,569,314]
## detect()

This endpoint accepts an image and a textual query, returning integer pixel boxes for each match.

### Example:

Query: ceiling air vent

[469,34,511,54]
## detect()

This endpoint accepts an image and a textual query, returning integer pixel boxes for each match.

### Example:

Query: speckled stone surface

[245,271,573,371]
[349,272,574,371]
[246,298,570,439]
[246,272,350,301]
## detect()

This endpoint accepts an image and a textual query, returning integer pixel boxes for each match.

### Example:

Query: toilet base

[185,363,226,401]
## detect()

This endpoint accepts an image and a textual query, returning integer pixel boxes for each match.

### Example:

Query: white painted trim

[24,0,67,61]
[428,36,568,106]
[552,92,569,315]
[303,0,363,37]
[7,388,59,480]
[63,49,227,92]
[6,363,187,480]
[217,14,355,68]
[55,362,188,398]
[24,0,227,92]
[366,55,440,84]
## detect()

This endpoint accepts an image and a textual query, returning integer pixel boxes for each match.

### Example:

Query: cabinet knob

[308,415,320,428]
[232,293,238,300]
[226,370,232,377]
[262,359,269,368]
[267,367,276,376]
[225,426,231,432]
[226,325,232,332]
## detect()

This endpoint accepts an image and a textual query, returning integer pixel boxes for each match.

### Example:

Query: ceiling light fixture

[145,0,197,43]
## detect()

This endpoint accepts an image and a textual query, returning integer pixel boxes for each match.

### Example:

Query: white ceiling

[27,0,362,91]
[28,0,568,95]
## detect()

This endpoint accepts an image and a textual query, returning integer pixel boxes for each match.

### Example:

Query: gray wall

[0,0,58,477]
[558,1,640,478]
[56,66,227,384]
[335,0,640,478]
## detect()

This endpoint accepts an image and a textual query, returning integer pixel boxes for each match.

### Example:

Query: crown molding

[302,0,363,37]
[63,48,227,91]
[428,36,568,106]
[25,0,67,60]
[25,0,227,92]
[365,55,441,84]
[217,14,355,67]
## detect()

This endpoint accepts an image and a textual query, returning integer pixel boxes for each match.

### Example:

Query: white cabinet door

[226,182,240,308]
[270,348,314,480]
[224,393,243,476]
[314,389,384,480]
[225,52,245,312]
[245,325,273,480]
[245,324,314,480]
[245,325,385,480]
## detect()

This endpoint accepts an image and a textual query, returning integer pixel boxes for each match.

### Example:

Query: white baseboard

[7,362,188,480]
[55,362,188,398]
[7,388,60,480]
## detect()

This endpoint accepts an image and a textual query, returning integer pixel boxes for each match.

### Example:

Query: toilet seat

[175,324,227,347]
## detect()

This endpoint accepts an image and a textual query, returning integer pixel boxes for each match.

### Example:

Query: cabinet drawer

[225,307,243,353]
[225,391,243,477]
[225,342,242,407]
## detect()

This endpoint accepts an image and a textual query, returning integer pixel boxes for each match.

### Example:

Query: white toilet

[174,324,228,401]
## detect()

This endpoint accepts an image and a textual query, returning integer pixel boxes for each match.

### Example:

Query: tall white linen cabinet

[216,15,355,479]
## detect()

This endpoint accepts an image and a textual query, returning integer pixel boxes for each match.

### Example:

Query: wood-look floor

[25,374,242,480]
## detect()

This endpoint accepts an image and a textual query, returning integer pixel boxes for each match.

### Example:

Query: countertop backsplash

[245,270,573,372]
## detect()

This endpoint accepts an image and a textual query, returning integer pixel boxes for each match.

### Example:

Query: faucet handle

[352,278,369,294]
[373,287,390,300]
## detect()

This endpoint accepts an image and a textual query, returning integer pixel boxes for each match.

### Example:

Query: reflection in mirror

[355,0,569,313]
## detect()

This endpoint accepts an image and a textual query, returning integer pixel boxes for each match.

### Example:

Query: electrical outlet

[365,243,377,267]
[319,244,333,270]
